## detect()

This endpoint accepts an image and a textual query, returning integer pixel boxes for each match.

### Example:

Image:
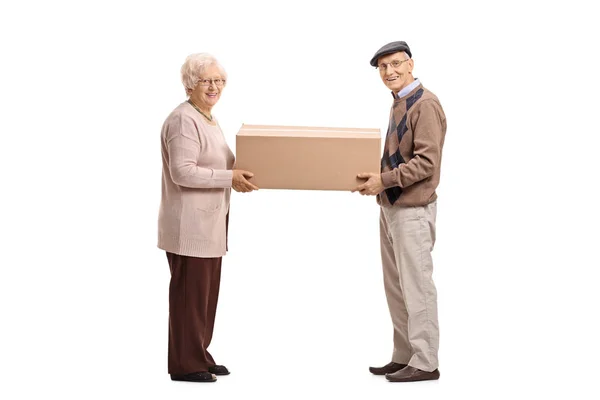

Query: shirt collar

[393,78,421,99]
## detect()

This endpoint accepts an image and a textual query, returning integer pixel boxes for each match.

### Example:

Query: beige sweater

[158,102,235,257]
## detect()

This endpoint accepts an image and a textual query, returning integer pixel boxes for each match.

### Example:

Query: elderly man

[353,41,447,382]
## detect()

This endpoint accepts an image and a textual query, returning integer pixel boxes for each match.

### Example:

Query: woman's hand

[232,169,259,193]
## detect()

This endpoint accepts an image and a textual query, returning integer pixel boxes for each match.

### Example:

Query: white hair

[180,53,227,96]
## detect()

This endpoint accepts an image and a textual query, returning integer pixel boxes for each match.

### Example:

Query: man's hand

[351,172,384,196]
[232,169,259,193]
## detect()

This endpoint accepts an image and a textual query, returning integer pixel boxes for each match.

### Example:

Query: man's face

[377,52,414,94]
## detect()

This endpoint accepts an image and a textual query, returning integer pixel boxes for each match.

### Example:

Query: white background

[1,0,599,399]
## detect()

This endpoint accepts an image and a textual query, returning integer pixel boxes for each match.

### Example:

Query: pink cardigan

[158,102,235,257]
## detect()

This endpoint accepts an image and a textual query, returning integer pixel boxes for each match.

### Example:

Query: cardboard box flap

[238,124,380,139]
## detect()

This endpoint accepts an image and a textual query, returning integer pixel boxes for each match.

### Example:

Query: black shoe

[208,365,230,376]
[170,371,217,382]
[369,361,408,375]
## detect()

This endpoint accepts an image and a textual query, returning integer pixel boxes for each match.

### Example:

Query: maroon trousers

[166,252,222,375]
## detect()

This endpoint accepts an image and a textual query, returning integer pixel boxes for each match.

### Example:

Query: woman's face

[189,64,225,110]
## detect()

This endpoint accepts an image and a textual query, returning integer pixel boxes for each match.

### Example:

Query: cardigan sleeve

[164,114,233,189]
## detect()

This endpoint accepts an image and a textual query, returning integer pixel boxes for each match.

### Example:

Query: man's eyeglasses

[377,59,409,70]
[197,78,226,87]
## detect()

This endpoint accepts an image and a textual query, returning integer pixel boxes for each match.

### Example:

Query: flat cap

[370,41,412,67]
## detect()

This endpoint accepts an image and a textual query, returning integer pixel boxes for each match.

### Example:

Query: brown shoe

[385,366,440,382]
[369,361,408,375]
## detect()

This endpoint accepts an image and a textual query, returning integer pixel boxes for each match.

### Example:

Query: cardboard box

[235,124,381,191]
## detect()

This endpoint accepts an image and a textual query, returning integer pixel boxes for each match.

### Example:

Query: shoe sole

[171,376,217,382]
[386,374,440,382]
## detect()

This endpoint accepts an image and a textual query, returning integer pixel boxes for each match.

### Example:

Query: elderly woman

[158,53,258,383]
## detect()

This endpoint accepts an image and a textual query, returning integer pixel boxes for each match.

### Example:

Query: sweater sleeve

[381,99,444,189]
[165,114,233,189]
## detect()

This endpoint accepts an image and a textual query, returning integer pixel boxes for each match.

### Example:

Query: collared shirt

[394,78,421,99]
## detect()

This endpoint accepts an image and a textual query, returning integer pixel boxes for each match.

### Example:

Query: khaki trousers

[380,201,439,371]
